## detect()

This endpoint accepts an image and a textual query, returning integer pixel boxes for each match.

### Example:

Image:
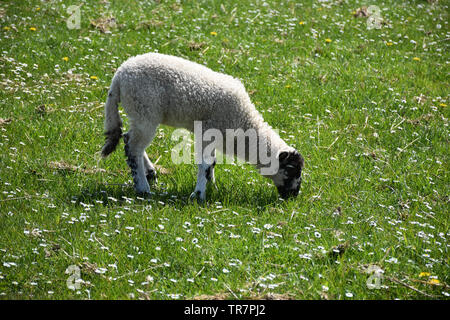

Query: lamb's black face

[273,150,304,199]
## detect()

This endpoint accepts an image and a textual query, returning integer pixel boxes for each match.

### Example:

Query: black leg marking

[146,168,157,182]
[124,133,139,188]
[205,160,216,181]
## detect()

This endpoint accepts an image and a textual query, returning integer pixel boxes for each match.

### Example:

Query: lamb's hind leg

[123,123,157,194]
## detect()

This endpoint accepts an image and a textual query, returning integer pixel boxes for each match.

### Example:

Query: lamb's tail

[101,75,122,158]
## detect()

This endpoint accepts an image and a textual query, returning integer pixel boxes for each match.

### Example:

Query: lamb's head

[271,150,304,199]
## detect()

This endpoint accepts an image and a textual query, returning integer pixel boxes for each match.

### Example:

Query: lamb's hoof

[136,189,150,197]
[135,182,151,196]
[189,190,205,203]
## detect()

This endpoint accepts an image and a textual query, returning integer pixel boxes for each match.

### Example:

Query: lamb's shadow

[72,180,281,209]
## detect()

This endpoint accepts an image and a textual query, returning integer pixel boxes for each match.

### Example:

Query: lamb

[101,52,304,200]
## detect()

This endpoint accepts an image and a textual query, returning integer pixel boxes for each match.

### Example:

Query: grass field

[0,0,448,300]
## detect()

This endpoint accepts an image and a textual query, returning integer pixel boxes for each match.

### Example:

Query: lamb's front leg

[190,157,216,202]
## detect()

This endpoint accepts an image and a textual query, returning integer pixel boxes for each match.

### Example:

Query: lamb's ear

[291,150,301,160]
[291,150,305,169]
[277,150,290,163]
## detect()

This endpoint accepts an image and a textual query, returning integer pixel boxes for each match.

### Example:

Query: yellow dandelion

[3,26,10,31]
[386,42,393,46]
[419,272,431,277]
[439,103,446,107]
[299,21,305,25]
[90,76,98,80]
[29,27,37,31]
[325,38,332,43]
[210,31,217,36]
[428,279,440,285]
[285,84,292,89]
[36,7,41,11]
[412,57,421,61]
[62,57,69,62]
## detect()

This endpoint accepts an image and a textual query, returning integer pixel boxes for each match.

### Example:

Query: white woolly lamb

[101,52,304,200]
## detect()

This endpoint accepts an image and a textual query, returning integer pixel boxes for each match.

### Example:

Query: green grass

[0,0,448,300]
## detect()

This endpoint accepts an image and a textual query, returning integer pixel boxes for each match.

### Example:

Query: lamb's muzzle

[101,52,304,200]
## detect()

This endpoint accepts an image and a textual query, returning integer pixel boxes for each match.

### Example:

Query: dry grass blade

[192,293,229,300]
[81,261,98,274]
[188,41,206,51]
[90,16,117,33]
[255,293,296,300]
[47,160,106,174]
[155,164,171,175]
[384,276,437,298]
[0,118,12,126]
[354,7,369,18]
[137,20,164,30]
[410,278,450,289]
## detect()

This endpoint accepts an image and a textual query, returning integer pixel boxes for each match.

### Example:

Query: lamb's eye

[285,165,300,178]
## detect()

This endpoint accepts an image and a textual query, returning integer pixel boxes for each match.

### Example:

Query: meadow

[0,0,448,299]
